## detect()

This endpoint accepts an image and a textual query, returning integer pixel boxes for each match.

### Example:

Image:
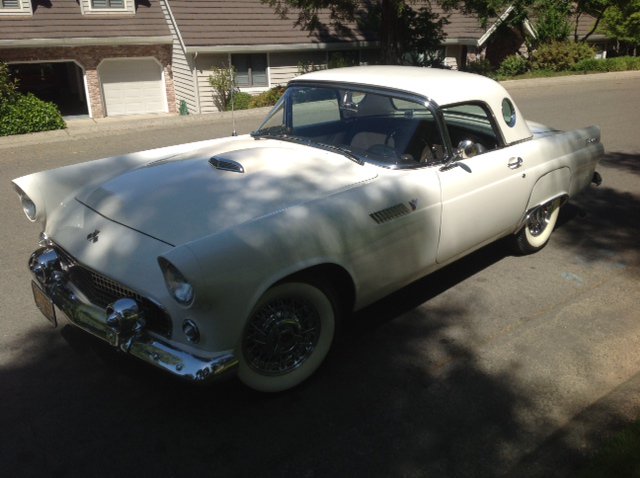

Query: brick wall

[0,44,176,118]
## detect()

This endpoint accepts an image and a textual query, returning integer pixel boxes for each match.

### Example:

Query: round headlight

[14,186,37,222]
[158,257,194,306]
[21,195,37,221]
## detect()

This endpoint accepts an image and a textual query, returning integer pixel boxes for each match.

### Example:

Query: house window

[328,51,359,68]
[232,54,268,88]
[1,0,21,8]
[91,0,124,8]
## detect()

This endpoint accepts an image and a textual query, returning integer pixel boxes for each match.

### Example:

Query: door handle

[508,157,523,169]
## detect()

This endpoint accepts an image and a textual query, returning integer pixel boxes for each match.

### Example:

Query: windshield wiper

[251,130,363,166]
[314,142,364,165]
[251,125,290,138]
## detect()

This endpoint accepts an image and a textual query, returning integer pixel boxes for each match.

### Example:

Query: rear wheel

[514,198,561,254]
[238,282,336,392]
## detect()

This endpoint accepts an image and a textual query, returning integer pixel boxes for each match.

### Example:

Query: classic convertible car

[13,66,603,392]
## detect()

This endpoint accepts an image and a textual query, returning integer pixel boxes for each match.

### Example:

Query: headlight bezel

[14,185,37,222]
[158,257,195,306]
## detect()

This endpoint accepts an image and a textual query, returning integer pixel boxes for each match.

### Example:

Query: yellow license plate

[31,281,57,327]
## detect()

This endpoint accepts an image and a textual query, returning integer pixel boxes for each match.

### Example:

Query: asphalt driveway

[0,71,639,478]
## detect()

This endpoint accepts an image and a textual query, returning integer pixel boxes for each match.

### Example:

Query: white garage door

[99,58,167,116]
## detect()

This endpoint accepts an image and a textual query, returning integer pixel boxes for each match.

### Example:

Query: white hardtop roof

[295,66,503,107]
[294,65,532,145]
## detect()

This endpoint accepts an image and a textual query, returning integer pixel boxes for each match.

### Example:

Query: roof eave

[0,36,173,48]
[185,41,380,54]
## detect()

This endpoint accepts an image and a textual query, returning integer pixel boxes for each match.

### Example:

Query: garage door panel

[100,59,167,116]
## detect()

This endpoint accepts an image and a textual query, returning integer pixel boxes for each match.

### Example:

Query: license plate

[31,281,57,327]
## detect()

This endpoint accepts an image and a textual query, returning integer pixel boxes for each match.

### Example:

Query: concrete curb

[500,69,640,89]
[0,106,271,149]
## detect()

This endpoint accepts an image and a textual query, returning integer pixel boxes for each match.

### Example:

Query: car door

[436,103,534,264]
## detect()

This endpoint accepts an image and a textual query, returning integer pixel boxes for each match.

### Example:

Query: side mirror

[456,139,479,159]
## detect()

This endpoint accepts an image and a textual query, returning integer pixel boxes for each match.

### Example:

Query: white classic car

[13,66,603,392]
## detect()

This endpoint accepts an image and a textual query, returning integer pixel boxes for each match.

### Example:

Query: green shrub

[228,92,252,111]
[572,58,609,72]
[498,54,529,76]
[464,58,494,76]
[209,64,236,111]
[0,93,65,136]
[623,56,640,70]
[249,86,286,108]
[606,57,629,71]
[571,56,640,73]
[0,62,19,106]
[531,41,596,71]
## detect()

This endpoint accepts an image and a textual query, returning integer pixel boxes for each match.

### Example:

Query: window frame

[82,0,133,15]
[0,0,32,15]
[439,100,506,154]
[91,0,125,9]
[231,54,268,88]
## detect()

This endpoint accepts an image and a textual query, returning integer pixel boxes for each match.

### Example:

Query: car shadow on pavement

[555,152,640,270]
[601,151,640,176]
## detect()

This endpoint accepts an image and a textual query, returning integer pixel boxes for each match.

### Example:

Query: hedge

[0,93,66,136]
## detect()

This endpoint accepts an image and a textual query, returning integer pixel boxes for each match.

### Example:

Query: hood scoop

[209,155,245,174]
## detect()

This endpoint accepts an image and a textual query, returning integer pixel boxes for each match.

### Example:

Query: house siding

[195,53,228,113]
[160,0,197,114]
[269,51,326,86]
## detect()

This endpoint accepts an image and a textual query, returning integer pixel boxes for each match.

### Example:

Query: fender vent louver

[209,156,245,174]
[370,204,410,224]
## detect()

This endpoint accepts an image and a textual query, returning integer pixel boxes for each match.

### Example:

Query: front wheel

[238,282,336,392]
[513,198,561,254]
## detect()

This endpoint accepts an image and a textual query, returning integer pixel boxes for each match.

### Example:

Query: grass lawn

[579,419,640,477]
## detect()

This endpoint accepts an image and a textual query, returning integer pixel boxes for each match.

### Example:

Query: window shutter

[1,0,21,8]
[92,0,124,8]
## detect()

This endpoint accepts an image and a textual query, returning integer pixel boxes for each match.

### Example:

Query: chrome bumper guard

[29,246,238,383]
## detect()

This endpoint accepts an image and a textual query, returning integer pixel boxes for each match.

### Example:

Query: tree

[0,62,19,108]
[262,0,448,64]
[572,0,634,42]
[600,0,640,53]
[531,0,572,44]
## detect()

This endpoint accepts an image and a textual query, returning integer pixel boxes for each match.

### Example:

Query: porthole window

[502,98,516,127]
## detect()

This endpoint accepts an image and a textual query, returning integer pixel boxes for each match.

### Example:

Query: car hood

[75,140,377,245]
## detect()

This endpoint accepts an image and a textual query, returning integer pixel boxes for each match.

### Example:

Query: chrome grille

[89,271,143,307]
[55,252,173,338]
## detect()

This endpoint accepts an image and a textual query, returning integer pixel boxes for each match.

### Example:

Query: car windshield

[252,85,444,168]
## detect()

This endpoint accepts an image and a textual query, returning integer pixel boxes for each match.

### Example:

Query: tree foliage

[600,0,640,51]
[208,64,237,111]
[262,0,448,64]
[0,62,19,107]
[531,0,572,44]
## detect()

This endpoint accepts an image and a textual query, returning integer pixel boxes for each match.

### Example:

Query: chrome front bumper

[29,245,238,383]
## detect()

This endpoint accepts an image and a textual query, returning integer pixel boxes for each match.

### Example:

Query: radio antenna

[230,66,237,136]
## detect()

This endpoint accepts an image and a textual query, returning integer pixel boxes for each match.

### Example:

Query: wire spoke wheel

[243,297,321,375]
[238,282,336,392]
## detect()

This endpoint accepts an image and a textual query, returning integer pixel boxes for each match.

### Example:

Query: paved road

[0,72,639,477]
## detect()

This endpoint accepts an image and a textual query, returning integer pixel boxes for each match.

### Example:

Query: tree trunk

[380,0,401,64]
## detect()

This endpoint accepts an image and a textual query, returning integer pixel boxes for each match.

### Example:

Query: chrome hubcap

[243,297,320,375]
[528,204,553,237]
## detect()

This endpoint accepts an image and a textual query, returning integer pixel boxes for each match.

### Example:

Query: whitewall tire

[514,198,561,254]
[238,282,336,393]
